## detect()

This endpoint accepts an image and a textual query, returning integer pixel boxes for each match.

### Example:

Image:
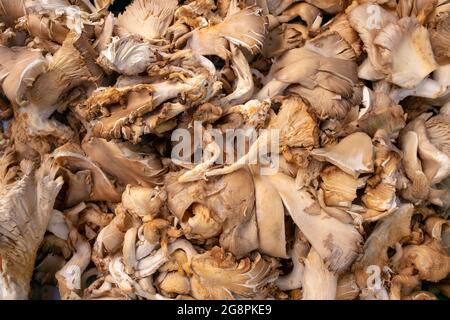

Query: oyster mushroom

[121,185,166,218]
[256,32,362,120]
[186,6,267,60]
[265,172,363,273]
[81,138,167,187]
[373,17,438,88]
[319,165,366,208]
[251,166,287,258]
[302,248,338,300]
[0,0,26,27]
[190,246,278,299]
[275,230,309,290]
[0,0,449,301]
[353,204,414,289]
[157,271,190,296]
[116,0,178,42]
[0,152,63,299]
[51,143,121,202]
[400,107,450,190]
[165,168,258,258]
[55,228,91,300]
[311,132,374,178]
[97,36,158,75]
[392,239,450,282]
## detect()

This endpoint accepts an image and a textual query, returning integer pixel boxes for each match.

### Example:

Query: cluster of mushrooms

[0,0,450,300]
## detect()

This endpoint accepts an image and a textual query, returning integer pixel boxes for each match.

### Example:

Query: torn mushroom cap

[205,96,318,178]
[17,7,73,45]
[269,95,319,148]
[98,36,158,75]
[265,172,363,273]
[30,31,103,108]
[352,204,414,289]
[251,167,287,258]
[320,165,366,208]
[257,32,361,120]
[77,80,201,142]
[302,248,338,300]
[52,143,121,202]
[311,132,374,178]
[275,230,310,290]
[82,138,166,187]
[121,185,166,218]
[187,6,267,60]
[372,17,438,88]
[0,154,63,299]
[392,239,450,282]
[55,229,91,299]
[0,0,25,27]
[116,0,178,41]
[190,247,278,299]
[165,168,258,258]
[0,46,48,107]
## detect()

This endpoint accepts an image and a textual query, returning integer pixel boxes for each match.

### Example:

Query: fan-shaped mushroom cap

[165,168,258,258]
[52,143,121,202]
[190,247,278,299]
[311,132,374,177]
[373,17,438,88]
[98,36,158,75]
[116,0,178,41]
[82,138,166,187]
[265,172,363,273]
[187,6,267,60]
[0,153,63,299]
[353,204,414,289]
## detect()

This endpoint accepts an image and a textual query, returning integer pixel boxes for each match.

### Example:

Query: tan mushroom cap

[311,132,374,178]
[116,0,178,41]
[190,247,278,299]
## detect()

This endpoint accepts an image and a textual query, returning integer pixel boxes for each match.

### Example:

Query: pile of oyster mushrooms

[0,0,449,300]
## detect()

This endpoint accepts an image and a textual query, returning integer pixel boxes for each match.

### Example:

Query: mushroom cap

[190,247,278,299]
[311,132,374,177]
